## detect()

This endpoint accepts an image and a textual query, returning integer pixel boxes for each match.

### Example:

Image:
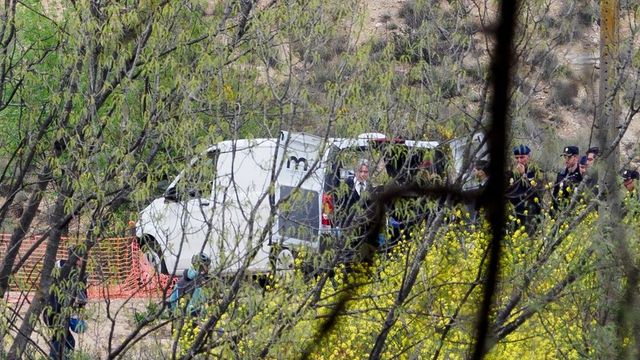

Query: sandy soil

[75,299,174,359]
[4,297,173,359]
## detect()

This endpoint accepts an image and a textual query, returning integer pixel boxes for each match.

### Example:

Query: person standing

[583,147,600,190]
[168,253,212,317]
[336,161,371,229]
[44,247,88,360]
[335,161,378,264]
[344,161,370,211]
[467,159,490,223]
[621,169,640,216]
[578,156,588,177]
[621,169,639,194]
[586,147,599,168]
[552,145,583,211]
[505,145,543,232]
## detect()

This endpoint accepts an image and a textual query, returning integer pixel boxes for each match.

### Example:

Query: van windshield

[165,150,219,200]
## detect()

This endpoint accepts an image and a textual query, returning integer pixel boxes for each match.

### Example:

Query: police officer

[467,159,489,223]
[505,145,543,232]
[44,247,88,360]
[579,155,597,190]
[621,169,640,217]
[552,145,583,211]
[474,159,490,188]
[578,156,588,177]
[622,169,639,194]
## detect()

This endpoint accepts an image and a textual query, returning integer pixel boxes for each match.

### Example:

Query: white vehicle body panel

[136,131,481,275]
[136,132,326,274]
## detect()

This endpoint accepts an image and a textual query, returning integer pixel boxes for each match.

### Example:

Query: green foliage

[171,196,640,358]
[2,0,640,357]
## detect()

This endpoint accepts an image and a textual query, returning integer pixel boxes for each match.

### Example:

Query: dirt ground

[5,296,174,359]
[74,299,174,359]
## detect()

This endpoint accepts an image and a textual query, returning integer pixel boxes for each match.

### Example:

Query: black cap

[513,144,531,155]
[587,147,600,156]
[562,146,579,156]
[475,159,489,172]
[579,156,588,165]
[622,169,639,180]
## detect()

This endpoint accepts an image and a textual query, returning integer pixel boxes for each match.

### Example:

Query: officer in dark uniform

[622,169,639,194]
[579,155,597,192]
[44,247,88,360]
[552,145,583,211]
[467,159,489,224]
[621,169,640,216]
[578,156,588,177]
[505,145,543,232]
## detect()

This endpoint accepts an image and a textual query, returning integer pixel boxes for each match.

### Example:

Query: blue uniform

[168,267,207,316]
[43,260,87,360]
[506,165,543,231]
[552,166,583,210]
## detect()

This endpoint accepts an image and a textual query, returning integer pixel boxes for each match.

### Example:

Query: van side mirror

[156,180,170,193]
[164,187,178,202]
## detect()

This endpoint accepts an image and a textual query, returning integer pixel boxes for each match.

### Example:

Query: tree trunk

[6,191,68,358]
[595,0,622,356]
[0,169,51,298]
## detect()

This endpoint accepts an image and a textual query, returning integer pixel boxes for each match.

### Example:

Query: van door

[275,132,324,248]
[162,150,217,271]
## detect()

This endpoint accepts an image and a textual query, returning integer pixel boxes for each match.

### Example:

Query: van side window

[278,186,319,241]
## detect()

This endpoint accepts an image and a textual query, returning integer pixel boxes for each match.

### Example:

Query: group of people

[473,144,639,231]
[43,143,639,359]
[334,143,640,242]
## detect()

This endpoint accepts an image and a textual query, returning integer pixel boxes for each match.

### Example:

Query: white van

[135,131,474,275]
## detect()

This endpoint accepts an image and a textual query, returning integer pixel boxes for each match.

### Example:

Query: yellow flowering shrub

[176,196,639,359]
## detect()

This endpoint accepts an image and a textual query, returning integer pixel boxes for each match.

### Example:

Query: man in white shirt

[353,162,370,197]
[339,161,370,214]
[339,161,377,265]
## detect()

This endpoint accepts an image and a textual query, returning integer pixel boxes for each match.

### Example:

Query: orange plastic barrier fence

[1,234,176,301]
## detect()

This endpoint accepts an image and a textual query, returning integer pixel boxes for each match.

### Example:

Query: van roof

[206,138,276,153]
[204,133,440,153]
[329,137,439,149]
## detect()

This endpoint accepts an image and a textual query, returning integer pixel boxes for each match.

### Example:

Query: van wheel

[269,246,295,281]
[274,248,295,272]
[138,236,168,275]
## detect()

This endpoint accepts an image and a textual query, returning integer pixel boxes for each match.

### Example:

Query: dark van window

[278,186,320,242]
[168,150,218,200]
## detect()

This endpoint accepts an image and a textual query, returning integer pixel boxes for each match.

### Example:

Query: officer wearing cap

[622,169,639,193]
[505,145,543,232]
[552,145,583,210]
[578,156,588,176]
[621,169,640,216]
[474,159,490,187]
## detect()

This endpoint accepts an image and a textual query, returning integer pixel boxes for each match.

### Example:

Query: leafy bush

[174,194,640,358]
